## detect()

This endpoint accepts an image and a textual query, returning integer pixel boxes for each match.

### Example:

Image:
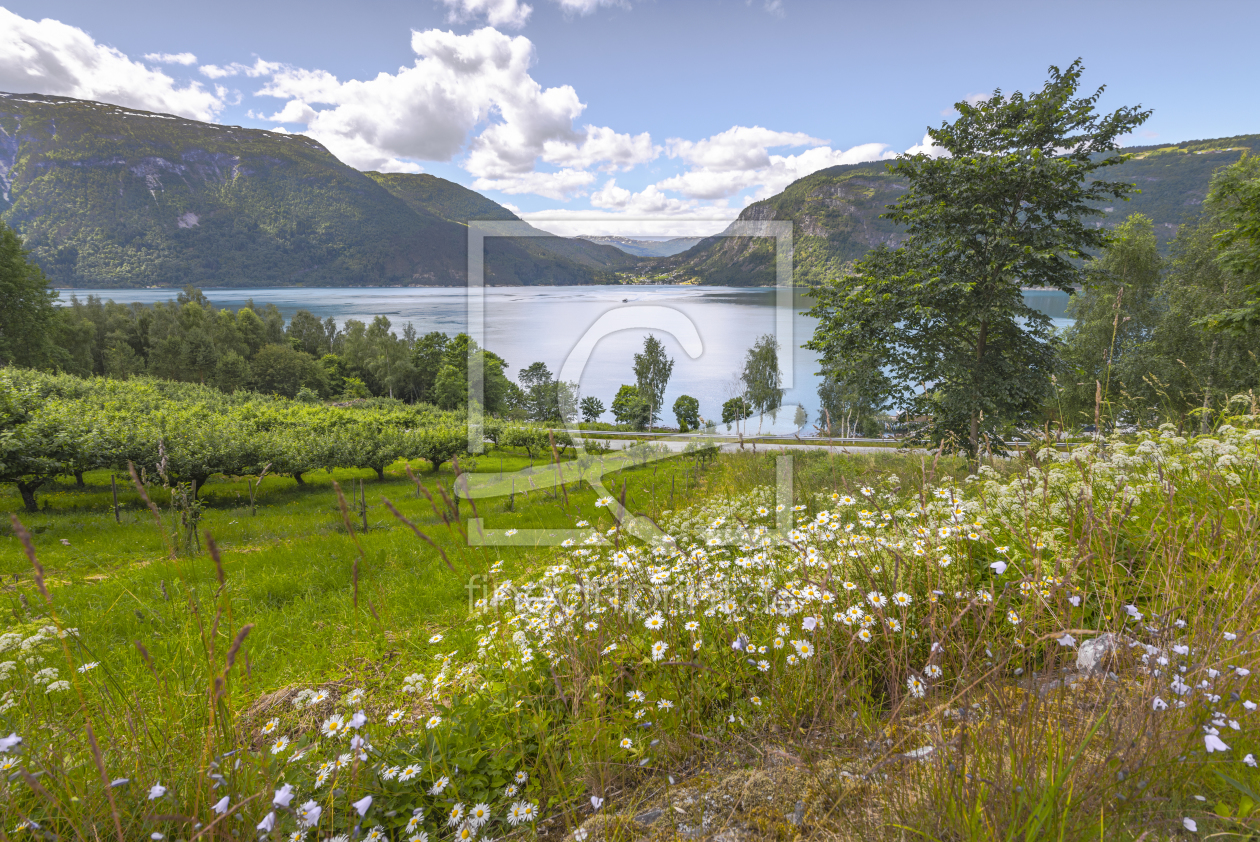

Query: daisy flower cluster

[0,625,81,712]
[2,416,1257,839]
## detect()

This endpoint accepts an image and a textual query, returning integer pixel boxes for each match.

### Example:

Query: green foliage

[792,403,808,431]
[432,334,514,415]
[0,368,592,506]
[721,396,752,431]
[1060,213,1260,429]
[51,290,526,408]
[514,362,576,424]
[809,60,1150,456]
[1058,214,1164,426]
[816,350,892,439]
[611,384,650,430]
[632,335,674,430]
[578,395,605,424]
[412,332,450,405]
[0,219,58,367]
[1198,153,1260,333]
[741,334,784,432]
[250,343,329,397]
[341,376,372,400]
[0,374,83,510]
[672,394,699,432]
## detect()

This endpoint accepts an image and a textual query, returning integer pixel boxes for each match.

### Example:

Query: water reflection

[57,286,1072,434]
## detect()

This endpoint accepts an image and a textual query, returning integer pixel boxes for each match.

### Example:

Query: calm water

[57,286,1071,434]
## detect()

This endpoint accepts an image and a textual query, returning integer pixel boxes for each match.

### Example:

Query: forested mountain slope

[0,93,639,287]
[658,134,1259,286]
[366,171,639,273]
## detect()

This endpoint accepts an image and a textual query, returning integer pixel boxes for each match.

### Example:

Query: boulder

[1076,633,1119,675]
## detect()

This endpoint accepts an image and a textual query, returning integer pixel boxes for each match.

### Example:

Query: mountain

[3,90,1250,290]
[366,172,638,272]
[579,235,705,258]
[0,92,639,288]
[655,133,1260,286]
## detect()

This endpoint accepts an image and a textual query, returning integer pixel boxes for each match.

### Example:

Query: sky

[2,0,1258,237]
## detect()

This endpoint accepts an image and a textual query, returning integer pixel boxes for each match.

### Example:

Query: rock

[903,746,934,760]
[711,829,747,842]
[1037,678,1063,696]
[1076,633,1118,675]
[634,808,663,826]
[787,800,805,826]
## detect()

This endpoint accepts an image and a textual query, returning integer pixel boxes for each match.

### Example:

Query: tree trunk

[375,467,386,481]
[970,319,989,460]
[292,472,305,485]
[74,470,85,488]
[17,480,40,513]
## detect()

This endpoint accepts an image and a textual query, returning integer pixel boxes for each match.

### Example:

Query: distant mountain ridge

[655,133,1260,286]
[0,92,639,287]
[579,235,704,257]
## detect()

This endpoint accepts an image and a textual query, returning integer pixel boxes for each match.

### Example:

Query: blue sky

[3,0,1258,236]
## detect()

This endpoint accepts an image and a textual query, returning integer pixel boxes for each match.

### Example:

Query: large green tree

[579,395,605,424]
[412,332,449,405]
[1197,153,1260,334]
[1058,213,1163,427]
[632,335,674,432]
[611,384,651,430]
[0,220,59,367]
[1134,216,1260,429]
[433,333,513,415]
[672,394,700,432]
[741,334,784,434]
[807,60,1150,456]
[817,353,891,438]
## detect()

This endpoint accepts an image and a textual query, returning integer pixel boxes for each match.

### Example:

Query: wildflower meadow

[3,403,1260,840]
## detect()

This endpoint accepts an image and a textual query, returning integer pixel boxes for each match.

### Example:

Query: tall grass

[1,420,1258,840]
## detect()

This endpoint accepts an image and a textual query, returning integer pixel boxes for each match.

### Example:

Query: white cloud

[199,59,283,80]
[254,27,648,193]
[657,126,894,201]
[516,177,732,236]
[473,168,595,200]
[554,0,629,14]
[144,51,197,65]
[0,9,224,120]
[655,168,760,201]
[666,126,824,172]
[750,142,896,197]
[521,205,737,238]
[903,131,948,158]
[1,8,926,220]
[440,0,533,29]
[540,125,658,171]
[762,0,786,18]
[439,0,626,27]
[590,179,699,213]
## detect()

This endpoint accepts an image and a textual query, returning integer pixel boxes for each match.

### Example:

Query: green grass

[3,447,924,693]
[3,431,1259,841]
